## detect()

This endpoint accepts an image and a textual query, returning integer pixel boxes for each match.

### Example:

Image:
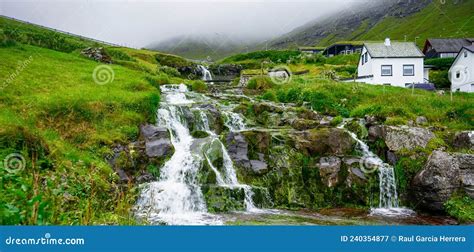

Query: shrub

[425,58,455,70]
[159,66,181,77]
[145,74,170,87]
[247,76,273,91]
[262,91,277,101]
[430,70,450,89]
[191,80,207,93]
[105,48,136,62]
[444,192,474,223]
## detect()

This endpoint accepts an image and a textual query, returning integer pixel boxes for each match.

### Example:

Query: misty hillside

[146,34,261,61]
[267,0,474,48]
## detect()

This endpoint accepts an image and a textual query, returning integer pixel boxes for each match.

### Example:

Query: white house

[348,38,427,88]
[449,46,474,93]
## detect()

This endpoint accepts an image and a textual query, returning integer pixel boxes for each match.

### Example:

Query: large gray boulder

[226,132,251,169]
[292,128,355,156]
[368,125,435,151]
[140,124,174,158]
[412,151,474,212]
[318,156,341,187]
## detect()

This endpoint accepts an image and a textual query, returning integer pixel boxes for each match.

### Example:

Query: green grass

[356,1,474,48]
[0,42,164,224]
[444,192,474,223]
[261,75,473,130]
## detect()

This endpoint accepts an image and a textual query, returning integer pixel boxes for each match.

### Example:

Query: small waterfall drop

[338,122,414,217]
[198,65,213,83]
[223,111,246,131]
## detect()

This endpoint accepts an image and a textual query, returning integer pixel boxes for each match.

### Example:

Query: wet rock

[412,151,474,212]
[202,185,246,212]
[318,156,341,187]
[291,118,319,130]
[293,128,355,156]
[208,64,243,77]
[197,104,223,133]
[453,131,474,150]
[135,171,155,184]
[296,108,321,121]
[140,124,170,142]
[242,130,271,154]
[145,140,174,158]
[368,125,385,142]
[387,151,398,165]
[226,132,251,168]
[81,47,112,63]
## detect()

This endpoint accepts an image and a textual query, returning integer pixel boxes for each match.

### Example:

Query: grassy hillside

[268,0,474,49]
[0,16,197,224]
[357,0,474,47]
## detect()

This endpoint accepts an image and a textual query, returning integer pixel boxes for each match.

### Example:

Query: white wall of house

[356,46,424,87]
[449,48,474,93]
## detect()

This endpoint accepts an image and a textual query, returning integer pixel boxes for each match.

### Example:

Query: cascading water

[199,109,257,211]
[135,84,260,225]
[338,122,414,217]
[135,84,221,225]
[223,111,246,131]
[198,65,213,83]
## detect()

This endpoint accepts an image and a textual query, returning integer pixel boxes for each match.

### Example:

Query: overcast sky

[0,0,363,48]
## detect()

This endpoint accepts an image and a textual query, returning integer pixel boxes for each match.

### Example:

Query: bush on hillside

[145,74,170,87]
[247,76,274,91]
[190,80,208,93]
[425,58,455,70]
[430,70,450,89]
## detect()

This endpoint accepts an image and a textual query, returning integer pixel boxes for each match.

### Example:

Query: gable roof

[364,42,424,58]
[464,45,474,53]
[424,38,473,53]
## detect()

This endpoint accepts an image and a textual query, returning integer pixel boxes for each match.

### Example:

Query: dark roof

[425,38,473,53]
[464,45,474,53]
[364,42,424,58]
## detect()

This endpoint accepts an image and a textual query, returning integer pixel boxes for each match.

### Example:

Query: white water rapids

[135,84,259,225]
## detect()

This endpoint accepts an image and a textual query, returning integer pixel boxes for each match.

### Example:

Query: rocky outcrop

[453,131,474,150]
[412,151,474,212]
[318,156,341,187]
[226,131,270,175]
[368,125,435,151]
[291,119,319,130]
[292,128,355,156]
[81,47,112,63]
[140,124,174,158]
[109,124,174,184]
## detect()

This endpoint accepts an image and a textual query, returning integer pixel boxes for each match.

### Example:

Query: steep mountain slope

[268,0,473,48]
[147,34,260,61]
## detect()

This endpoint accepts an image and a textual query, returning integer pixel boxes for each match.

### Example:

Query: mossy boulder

[202,185,246,213]
[292,128,355,156]
[191,130,209,138]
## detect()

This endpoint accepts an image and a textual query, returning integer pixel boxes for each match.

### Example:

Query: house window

[364,53,368,63]
[403,65,415,76]
[464,51,468,58]
[456,71,461,79]
[361,54,365,65]
[381,65,392,76]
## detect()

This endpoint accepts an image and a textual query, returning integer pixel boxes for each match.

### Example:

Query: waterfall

[200,112,257,211]
[198,65,213,83]
[135,83,259,225]
[223,111,246,131]
[135,84,221,225]
[339,122,414,216]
